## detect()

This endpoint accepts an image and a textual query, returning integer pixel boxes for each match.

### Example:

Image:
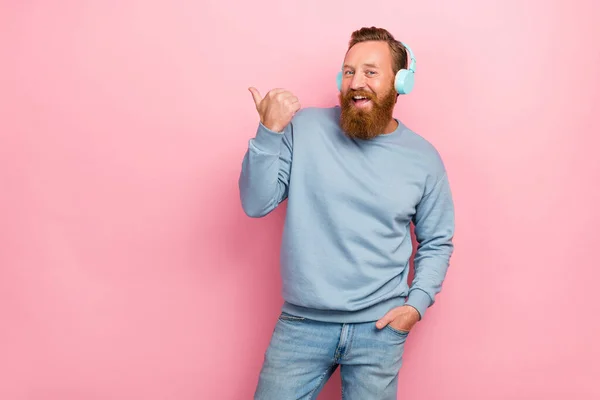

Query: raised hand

[249,87,301,133]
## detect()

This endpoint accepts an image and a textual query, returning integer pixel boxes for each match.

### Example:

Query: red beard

[339,87,397,140]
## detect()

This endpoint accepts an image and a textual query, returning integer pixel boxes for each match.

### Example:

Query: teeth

[353,96,367,100]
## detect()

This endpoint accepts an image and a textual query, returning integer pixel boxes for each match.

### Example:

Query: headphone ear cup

[336,71,343,91]
[395,69,415,95]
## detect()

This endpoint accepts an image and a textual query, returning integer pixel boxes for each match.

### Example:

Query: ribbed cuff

[252,122,285,154]
[405,289,432,320]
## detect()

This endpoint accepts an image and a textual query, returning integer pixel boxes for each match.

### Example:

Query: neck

[382,118,398,134]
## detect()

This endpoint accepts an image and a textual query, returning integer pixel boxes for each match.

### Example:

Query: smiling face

[339,40,398,140]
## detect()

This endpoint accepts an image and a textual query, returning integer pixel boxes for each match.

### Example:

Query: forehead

[344,41,393,69]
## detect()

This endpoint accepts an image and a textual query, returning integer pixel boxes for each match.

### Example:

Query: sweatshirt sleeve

[405,172,455,319]
[238,122,294,218]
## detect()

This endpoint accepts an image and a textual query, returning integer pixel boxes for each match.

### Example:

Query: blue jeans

[254,311,409,399]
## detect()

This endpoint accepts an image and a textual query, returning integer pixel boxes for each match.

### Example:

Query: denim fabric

[254,312,409,400]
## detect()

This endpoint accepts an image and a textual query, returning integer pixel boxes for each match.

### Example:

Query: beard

[339,86,397,140]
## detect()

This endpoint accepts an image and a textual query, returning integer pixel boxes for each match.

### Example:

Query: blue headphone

[336,41,416,95]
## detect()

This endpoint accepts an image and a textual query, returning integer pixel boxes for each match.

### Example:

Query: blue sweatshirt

[239,106,454,323]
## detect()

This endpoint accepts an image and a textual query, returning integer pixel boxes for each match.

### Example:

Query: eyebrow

[343,63,380,70]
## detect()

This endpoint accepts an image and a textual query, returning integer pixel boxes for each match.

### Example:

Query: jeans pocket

[278,312,306,322]
[384,325,410,337]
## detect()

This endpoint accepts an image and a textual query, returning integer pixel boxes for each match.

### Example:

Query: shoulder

[399,124,448,179]
[291,106,340,126]
[286,106,341,143]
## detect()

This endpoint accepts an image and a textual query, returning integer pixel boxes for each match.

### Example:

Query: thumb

[376,311,395,329]
[248,87,262,106]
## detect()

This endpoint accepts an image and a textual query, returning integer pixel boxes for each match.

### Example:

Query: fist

[249,87,301,133]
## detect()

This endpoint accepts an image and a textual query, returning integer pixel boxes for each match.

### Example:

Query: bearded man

[239,26,455,400]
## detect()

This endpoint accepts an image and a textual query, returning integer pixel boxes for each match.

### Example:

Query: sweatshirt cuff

[405,289,432,320]
[252,122,285,154]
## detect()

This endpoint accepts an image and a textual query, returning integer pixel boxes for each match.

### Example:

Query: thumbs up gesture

[249,87,301,133]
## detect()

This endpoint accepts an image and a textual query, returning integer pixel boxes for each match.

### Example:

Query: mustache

[345,89,376,100]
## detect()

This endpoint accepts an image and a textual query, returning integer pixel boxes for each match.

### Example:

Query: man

[239,26,455,400]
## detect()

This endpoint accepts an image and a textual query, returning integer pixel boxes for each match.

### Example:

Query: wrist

[254,123,286,153]
[262,120,284,133]
[405,289,431,320]
[404,305,421,321]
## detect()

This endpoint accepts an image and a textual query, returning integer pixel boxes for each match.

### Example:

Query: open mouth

[352,95,371,107]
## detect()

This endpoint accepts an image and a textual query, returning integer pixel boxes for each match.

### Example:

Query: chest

[293,131,426,223]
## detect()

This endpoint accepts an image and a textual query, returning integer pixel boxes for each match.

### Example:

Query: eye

[366,70,376,75]
[344,70,354,75]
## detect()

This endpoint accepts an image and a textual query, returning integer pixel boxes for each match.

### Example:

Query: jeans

[254,311,409,400]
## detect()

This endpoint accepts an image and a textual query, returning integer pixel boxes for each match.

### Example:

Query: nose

[350,73,366,90]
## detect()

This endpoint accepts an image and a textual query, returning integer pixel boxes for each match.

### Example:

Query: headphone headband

[401,41,416,73]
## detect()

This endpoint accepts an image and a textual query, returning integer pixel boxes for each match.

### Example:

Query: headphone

[336,41,416,95]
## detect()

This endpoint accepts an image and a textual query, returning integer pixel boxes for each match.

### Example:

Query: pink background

[1,1,599,399]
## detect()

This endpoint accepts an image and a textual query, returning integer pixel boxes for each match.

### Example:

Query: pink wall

[1,1,599,399]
